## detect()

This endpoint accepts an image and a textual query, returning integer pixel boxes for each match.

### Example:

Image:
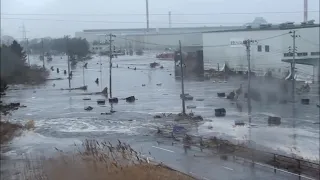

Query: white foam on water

[198,119,320,161]
[4,131,81,158]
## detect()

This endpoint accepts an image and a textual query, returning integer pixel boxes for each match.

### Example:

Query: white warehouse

[202,23,320,82]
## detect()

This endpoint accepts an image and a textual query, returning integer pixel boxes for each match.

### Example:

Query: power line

[299,37,320,46]
[1,11,319,16]
[0,17,246,25]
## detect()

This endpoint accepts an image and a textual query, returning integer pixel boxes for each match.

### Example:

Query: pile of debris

[0,102,26,115]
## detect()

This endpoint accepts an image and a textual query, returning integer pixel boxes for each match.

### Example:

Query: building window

[257,45,262,52]
[311,52,320,56]
[297,52,308,56]
[265,45,270,52]
[284,53,294,57]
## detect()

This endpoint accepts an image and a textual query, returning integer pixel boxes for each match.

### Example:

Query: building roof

[83,26,242,33]
[202,24,320,33]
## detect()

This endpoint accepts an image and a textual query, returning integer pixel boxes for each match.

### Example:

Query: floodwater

[1,52,319,162]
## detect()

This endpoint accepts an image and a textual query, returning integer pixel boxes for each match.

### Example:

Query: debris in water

[83,97,91,100]
[215,108,226,117]
[125,96,135,102]
[301,98,310,105]
[187,105,196,109]
[153,115,162,119]
[268,116,281,126]
[109,98,119,103]
[156,83,162,86]
[234,120,245,126]
[142,84,146,87]
[84,106,93,111]
[180,94,193,101]
[97,99,106,105]
[226,91,235,100]
[217,93,226,97]
[101,112,112,115]
[196,98,204,101]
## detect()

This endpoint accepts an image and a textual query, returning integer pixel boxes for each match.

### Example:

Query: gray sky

[1,0,319,39]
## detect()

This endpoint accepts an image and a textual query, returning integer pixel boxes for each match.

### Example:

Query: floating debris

[153,115,162,119]
[215,108,226,117]
[156,83,162,86]
[101,112,112,115]
[186,105,197,109]
[196,98,204,101]
[150,62,160,68]
[234,120,245,126]
[180,94,193,101]
[301,98,310,105]
[84,106,93,111]
[109,98,119,103]
[226,91,235,100]
[142,84,146,87]
[97,99,106,105]
[83,97,91,100]
[268,116,281,126]
[125,96,136,103]
[217,93,226,98]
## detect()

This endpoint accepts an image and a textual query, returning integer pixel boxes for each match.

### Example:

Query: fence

[157,126,320,179]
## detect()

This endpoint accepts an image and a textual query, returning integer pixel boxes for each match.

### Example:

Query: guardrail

[157,128,320,179]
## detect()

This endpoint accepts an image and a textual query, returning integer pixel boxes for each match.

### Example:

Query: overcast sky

[1,0,319,39]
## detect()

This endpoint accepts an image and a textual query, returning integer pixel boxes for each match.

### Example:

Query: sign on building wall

[230,38,244,48]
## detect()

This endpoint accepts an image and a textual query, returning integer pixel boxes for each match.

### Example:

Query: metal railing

[157,128,320,179]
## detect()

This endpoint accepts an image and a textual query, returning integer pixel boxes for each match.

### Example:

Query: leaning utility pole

[289,30,300,101]
[179,40,186,114]
[108,34,116,98]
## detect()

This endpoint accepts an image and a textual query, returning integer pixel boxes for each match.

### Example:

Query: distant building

[202,21,319,82]
[75,26,243,52]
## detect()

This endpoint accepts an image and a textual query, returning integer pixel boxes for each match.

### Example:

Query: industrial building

[75,26,243,53]
[75,21,319,82]
[202,21,319,82]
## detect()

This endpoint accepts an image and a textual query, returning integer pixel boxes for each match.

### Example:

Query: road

[130,138,317,180]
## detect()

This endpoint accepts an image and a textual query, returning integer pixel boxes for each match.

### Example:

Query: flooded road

[1,53,319,162]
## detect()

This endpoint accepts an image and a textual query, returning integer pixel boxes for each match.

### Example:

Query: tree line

[1,41,48,90]
[25,37,90,58]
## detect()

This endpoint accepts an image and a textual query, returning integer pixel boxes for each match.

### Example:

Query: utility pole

[179,40,186,114]
[289,30,300,102]
[169,11,172,28]
[26,38,30,66]
[108,33,116,98]
[41,38,45,69]
[66,36,71,88]
[243,39,256,165]
[146,0,149,31]
[20,24,30,66]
